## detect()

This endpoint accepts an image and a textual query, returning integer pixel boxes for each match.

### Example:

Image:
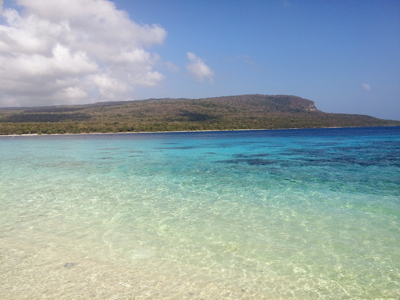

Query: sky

[0,0,399,120]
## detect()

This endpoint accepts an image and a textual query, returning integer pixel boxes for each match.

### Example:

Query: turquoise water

[1,127,400,299]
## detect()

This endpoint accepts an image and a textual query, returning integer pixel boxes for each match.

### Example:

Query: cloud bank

[0,0,167,106]
[186,52,214,83]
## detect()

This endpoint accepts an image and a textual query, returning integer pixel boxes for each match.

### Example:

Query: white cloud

[361,83,372,92]
[0,0,167,106]
[186,52,214,83]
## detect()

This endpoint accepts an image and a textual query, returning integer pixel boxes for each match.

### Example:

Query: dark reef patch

[156,146,197,150]
[233,153,270,158]
[217,158,274,166]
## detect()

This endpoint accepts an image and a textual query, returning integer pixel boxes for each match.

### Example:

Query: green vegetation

[0,94,399,135]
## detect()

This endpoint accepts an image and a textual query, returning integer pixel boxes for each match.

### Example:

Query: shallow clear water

[1,127,400,299]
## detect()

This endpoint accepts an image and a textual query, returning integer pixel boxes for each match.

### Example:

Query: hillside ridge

[0,94,399,135]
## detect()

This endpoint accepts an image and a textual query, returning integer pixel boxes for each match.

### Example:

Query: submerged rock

[64,262,75,269]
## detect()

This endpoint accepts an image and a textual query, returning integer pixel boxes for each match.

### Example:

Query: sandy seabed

[1,236,290,300]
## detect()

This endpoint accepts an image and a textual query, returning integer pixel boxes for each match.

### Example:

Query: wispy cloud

[186,52,214,83]
[361,83,372,92]
[0,0,167,106]
[164,61,180,72]
[280,0,292,8]
[231,55,259,72]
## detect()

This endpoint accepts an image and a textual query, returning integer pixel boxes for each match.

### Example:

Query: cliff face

[188,94,319,114]
[0,94,399,135]
[306,103,317,112]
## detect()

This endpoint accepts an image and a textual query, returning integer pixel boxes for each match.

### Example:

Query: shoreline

[1,125,399,137]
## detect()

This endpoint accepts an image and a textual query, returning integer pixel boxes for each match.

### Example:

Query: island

[0,94,399,135]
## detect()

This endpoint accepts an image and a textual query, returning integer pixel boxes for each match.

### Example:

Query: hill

[0,94,399,135]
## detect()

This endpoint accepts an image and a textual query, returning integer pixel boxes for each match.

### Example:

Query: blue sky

[1,0,399,120]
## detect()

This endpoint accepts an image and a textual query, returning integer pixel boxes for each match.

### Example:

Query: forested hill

[0,94,399,135]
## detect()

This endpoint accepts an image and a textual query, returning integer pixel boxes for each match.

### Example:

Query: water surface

[1,127,399,299]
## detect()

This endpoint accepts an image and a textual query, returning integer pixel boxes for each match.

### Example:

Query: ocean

[1,127,399,299]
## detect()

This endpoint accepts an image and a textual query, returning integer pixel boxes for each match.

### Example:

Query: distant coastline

[1,95,399,135]
[2,125,400,138]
